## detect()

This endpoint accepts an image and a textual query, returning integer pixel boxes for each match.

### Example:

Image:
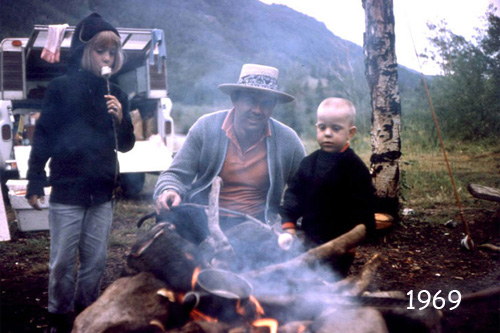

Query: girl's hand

[27,195,45,211]
[105,95,122,124]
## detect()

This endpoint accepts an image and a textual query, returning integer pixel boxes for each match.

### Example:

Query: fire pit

[72,178,444,332]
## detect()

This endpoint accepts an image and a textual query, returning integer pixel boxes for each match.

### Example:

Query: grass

[400,140,499,211]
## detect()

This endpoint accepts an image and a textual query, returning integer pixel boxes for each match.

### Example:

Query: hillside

[0,0,424,135]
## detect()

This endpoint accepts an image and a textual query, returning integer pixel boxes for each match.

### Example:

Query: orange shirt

[219,109,270,219]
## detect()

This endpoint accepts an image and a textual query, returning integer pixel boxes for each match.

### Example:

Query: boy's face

[316,107,356,153]
[90,40,117,77]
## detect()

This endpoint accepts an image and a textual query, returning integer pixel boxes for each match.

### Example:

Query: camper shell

[0,24,174,197]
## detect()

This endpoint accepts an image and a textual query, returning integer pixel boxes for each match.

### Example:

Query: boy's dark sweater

[280,148,375,245]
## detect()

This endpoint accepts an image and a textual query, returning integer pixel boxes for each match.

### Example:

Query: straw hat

[218,64,295,104]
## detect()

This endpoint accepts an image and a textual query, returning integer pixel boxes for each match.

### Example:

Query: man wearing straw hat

[154,64,305,229]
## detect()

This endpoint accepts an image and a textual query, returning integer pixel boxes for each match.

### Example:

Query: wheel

[120,172,145,197]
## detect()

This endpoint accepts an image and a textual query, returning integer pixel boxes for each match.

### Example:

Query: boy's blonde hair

[81,31,124,74]
[317,97,356,126]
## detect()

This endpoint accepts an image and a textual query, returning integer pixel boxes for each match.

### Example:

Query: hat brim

[218,84,295,104]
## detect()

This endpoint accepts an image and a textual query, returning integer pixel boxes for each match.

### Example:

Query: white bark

[363,0,402,214]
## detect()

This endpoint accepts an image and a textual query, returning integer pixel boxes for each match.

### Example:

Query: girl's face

[316,107,356,153]
[89,40,117,77]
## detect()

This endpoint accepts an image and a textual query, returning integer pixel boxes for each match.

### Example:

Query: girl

[26,13,135,332]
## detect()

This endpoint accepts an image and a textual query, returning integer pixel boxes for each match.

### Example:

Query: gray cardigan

[154,110,306,224]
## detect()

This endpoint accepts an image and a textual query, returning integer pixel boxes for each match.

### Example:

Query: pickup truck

[0,24,174,197]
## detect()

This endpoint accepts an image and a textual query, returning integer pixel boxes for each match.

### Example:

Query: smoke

[156,206,350,293]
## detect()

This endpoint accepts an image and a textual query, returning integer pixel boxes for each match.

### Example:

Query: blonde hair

[81,31,124,74]
[317,97,356,126]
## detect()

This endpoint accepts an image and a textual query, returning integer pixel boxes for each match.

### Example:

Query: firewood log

[332,253,382,296]
[242,224,366,282]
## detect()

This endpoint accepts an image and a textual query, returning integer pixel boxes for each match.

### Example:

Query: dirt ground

[0,195,498,333]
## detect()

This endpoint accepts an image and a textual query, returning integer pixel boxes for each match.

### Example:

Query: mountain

[0,0,425,136]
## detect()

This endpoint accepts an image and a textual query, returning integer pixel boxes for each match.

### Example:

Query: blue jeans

[48,201,113,314]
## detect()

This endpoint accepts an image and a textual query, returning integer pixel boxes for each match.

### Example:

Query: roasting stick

[101,66,120,196]
[406,18,474,250]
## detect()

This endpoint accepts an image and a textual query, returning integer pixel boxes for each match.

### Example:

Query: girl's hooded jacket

[26,13,135,206]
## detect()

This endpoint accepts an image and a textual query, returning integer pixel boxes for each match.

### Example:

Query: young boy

[279,98,375,272]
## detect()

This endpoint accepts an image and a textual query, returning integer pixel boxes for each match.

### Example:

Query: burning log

[199,176,235,268]
[242,224,366,286]
[166,320,231,332]
[329,253,382,296]
[73,272,188,333]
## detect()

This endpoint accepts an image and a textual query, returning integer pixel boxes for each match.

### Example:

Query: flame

[190,308,218,322]
[253,318,278,333]
[236,299,245,316]
[297,324,308,333]
[191,266,201,290]
[236,295,266,317]
[174,292,184,303]
[250,295,265,316]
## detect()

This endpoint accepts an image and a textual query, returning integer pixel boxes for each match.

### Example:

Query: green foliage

[420,5,500,141]
[171,103,226,134]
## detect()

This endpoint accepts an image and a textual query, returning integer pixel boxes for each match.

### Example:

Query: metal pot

[183,268,253,322]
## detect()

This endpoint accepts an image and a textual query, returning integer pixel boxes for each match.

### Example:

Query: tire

[120,172,145,197]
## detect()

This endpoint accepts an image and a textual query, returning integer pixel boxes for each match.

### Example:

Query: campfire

[72,178,443,333]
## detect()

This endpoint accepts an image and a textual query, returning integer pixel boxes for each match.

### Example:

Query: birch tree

[362,0,401,216]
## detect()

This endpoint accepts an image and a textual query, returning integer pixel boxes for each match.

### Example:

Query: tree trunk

[363,0,401,216]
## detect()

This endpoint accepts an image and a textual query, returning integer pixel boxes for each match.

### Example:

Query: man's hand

[27,195,45,211]
[155,189,181,213]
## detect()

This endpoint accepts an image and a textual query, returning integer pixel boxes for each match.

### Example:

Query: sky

[259,0,499,75]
